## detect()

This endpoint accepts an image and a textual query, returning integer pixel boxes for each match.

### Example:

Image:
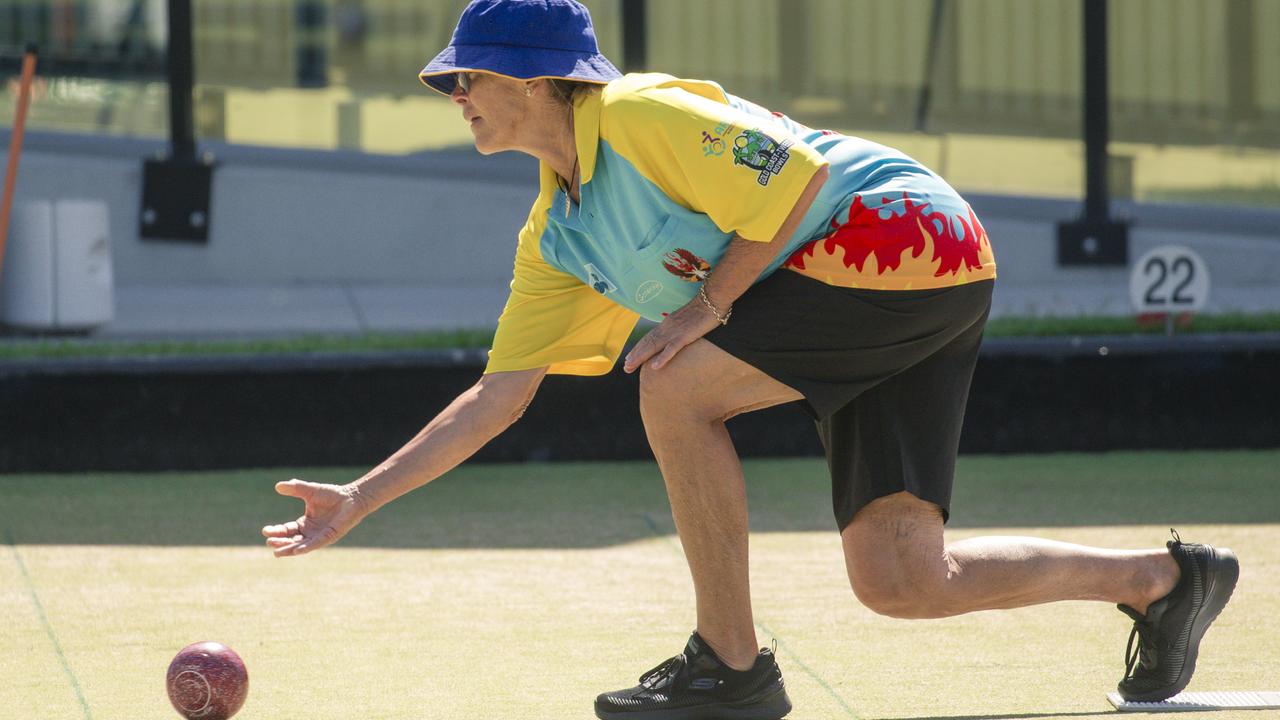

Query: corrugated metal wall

[3,0,1276,147]
[194,0,295,87]
[639,0,1277,146]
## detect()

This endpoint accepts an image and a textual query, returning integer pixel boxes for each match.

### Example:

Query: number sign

[1129,246,1210,313]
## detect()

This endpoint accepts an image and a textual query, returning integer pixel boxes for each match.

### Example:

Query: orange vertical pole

[0,47,39,280]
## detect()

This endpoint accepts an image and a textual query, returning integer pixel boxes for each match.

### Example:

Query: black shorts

[704,270,994,530]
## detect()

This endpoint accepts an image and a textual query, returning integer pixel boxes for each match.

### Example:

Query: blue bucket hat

[419,0,622,96]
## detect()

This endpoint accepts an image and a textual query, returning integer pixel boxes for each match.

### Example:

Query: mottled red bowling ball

[165,641,249,720]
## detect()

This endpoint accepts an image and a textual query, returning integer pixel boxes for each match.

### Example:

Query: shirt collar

[538,89,603,217]
[572,89,602,185]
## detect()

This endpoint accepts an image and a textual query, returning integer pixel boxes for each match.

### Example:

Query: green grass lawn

[3,451,1278,719]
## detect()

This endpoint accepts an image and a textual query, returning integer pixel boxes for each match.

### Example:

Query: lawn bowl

[166,641,249,720]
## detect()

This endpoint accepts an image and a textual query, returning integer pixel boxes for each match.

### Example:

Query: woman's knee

[638,348,732,422]
[638,340,802,424]
[843,493,957,619]
[846,555,955,619]
[638,358,700,416]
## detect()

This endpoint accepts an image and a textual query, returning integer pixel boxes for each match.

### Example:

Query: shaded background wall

[178,0,1280,146]
[4,133,1278,322]
[3,0,1278,205]
[1,0,1277,328]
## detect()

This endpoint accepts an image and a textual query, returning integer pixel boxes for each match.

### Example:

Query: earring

[525,85,533,97]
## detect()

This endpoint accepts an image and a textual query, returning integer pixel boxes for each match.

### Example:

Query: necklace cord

[560,107,577,216]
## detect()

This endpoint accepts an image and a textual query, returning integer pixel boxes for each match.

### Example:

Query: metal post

[621,0,647,73]
[139,0,215,242]
[0,47,39,282]
[1056,0,1128,266]
[166,0,195,161]
[916,0,947,133]
[1082,0,1108,226]
[296,0,328,88]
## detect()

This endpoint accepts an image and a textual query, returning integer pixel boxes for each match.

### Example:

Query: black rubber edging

[2,334,1278,472]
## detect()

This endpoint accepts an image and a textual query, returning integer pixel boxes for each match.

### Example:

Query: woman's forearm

[347,367,547,511]
[700,235,786,315]
[704,165,830,312]
[621,166,831,373]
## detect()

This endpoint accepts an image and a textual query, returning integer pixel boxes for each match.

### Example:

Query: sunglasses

[455,72,472,93]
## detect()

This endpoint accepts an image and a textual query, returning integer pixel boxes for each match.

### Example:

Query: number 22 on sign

[1129,245,1210,335]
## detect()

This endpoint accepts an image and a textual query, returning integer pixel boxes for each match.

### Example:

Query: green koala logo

[730,128,793,186]
[732,129,775,171]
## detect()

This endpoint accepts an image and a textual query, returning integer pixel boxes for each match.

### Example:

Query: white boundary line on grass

[641,512,862,720]
[4,527,95,720]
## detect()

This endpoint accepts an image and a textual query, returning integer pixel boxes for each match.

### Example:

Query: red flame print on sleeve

[785,193,989,278]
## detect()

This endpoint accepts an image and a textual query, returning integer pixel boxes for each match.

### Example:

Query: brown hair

[546,78,601,107]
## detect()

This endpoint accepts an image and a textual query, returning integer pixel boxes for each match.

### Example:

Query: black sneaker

[1116,529,1240,702]
[595,632,792,720]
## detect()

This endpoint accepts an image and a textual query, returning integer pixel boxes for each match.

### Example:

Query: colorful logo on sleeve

[699,120,736,158]
[661,249,710,282]
[584,263,618,294]
[732,128,792,186]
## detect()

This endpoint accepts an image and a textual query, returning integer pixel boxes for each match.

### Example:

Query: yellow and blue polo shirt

[486,73,996,377]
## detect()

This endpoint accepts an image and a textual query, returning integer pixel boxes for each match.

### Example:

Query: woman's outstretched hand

[262,480,371,557]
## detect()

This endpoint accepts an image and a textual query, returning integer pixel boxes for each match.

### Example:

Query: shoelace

[1124,618,1159,679]
[639,654,686,690]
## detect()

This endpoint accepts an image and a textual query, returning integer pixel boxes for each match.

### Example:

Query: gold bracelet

[698,284,732,326]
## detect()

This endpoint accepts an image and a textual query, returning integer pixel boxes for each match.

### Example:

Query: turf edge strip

[755,622,862,720]
[3,527,95,720]
[641,512,861,720]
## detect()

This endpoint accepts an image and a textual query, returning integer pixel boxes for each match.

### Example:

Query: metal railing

[0,0,166,78]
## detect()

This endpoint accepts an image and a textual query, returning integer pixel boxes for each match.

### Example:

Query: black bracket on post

[1057,0,1127,266]
[140,0,214,243]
